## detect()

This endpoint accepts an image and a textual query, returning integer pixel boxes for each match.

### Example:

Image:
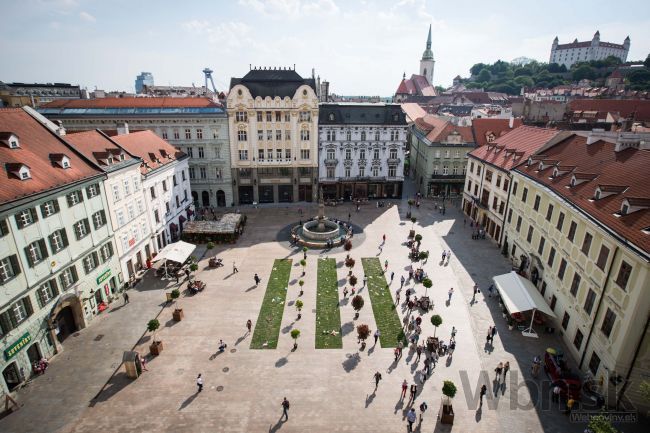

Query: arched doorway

[27,343,42,365]
[202,191,210,207]
[192,191,199,207]
[2,362,22,391]
[50,293,84,344]
[216,190,226,207]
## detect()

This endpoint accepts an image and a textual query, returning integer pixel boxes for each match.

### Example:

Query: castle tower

[420,24,435,85]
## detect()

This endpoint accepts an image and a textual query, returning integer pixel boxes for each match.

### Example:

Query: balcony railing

[387,158,401,164]
[431,174,466,179]
[324,158,339,165]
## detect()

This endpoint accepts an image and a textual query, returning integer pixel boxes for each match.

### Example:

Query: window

[36,280,59,308]
[570,272,581,297]
[41,200,60,218]
[581,232,593,256]
[65,190,83,207]
[0,219,8,238]
[496,175,501,188]
[236,111,247,122]
[546,204,554,221]
[127,203,135,220]
[215,168,222,179]
[299,111,311,122]
[588,352,600,375]
[344,168,351,178]
[615,261,632,290]
[83,252,99,274]
[237,130,247,141]
[470,162,474,173]
[239,150,248,160]
[197,147,204,158]
[199,167,207,179]
[435,150,440,158]
[512,181,518,196]
[574,330,584,350]
[162,130,168,140]
[359,167,365,177]
[507,209,513,224]
[133,176,140,191]
[326,167,335,178]
[186,147,194,158]
[388,166,396,177]
[467,180,472,192]
[0,255,20,283]
[601,308,616,337]
[188,167,196,179]
[300,129,310,141]
[492,197,498,210]
[9,297,33,326]
[185,128,191,139]
[376,131,381,141]
[567,221,577,242]
[59,265,78,289]
[284,112,290,122]
[547,247,556,267]
[165,202,170,214]
[116,209,125,227]
[533,195,541,211]
[526,226,534,243]
[154,209,160,224]
[86,183,99,198]
[266,130,272,141]
[275,111,281,122]
[558,258,567,280]
[373,149,380,160]
[360,131,366,141]
[266,111,272,122]
[100,242,114,263]
[556,212,565,232]
[345,149,351,160]
[49,229,68,253]
[389,149,397,159]
[16,208,37,229]
[257,112,263,122]
[285,130,290,140]
[25,239,48,267]
[516,216,522,232]
[596,245,609,270]
[538,237,545,255]
[181,170,186,181]
[550,295,557,312]
[503,178,509,192]
[372,167,379,177]
[474,184,477,195]
[498,202,505,215]
[173,129,180,140]
[175,196,180,208]
[346,130,351,141]
[584,289,596,315]
[562,312,570,330]
[485,170,493,182]
[300,149,310,160]
[276,130,282,141]
[73,219,91,240]
[522,187,528,203]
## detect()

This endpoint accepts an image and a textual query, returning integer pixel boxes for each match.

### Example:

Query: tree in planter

[344,239,352,251]
[206,242,215,249]
[414,234,423,247]
[298,279,305,296]
[419,251,429,264]
[171,289,183,321]
[302,246,308,259]
[351,295,364,319]
[411,217,417,229]
[349,275,358,291]
[300,259,307,276]
[422,278,432,296]
[345,257,355,276]
[189,262,199,272]
[356,324,370,349]
[442,380,457,406]
[295,299,304,320]
[290,329,301,349]
[430,314,442,337]
[147,319,162,355]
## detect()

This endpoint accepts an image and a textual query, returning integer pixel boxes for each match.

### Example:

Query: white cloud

[79,11,96,22]
[49,21,61,30]
[239,0,338,18]
[181,20,252,51]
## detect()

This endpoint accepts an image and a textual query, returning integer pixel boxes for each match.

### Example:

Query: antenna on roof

[293,64,296,71]
[249,64,252,70]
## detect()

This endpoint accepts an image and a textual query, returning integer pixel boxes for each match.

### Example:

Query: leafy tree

[470,63,488,76]
[588,414,619,433]
[356,324,370,345]
[645,55,650,68]
[290,329,301,348]
[351,295,364,314]
[477,68,492,83]
[547,63,566,73]
[430,315,442,337]
[442,380,457,406]
[435,85,446,94]
[573,65,597,81]
[147,319,160,343]
[349,275,358,287]
[628,69,650,84]
[514,76,535,88]
[514,67,533,77]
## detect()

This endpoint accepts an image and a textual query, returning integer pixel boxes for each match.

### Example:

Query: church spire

[421,24,434,61]
[426,24,432,50]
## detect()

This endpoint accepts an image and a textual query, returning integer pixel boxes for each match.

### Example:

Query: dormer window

[552,168,559,178]
[621,204,629,215]
[6,163,31,180]
[50,154,71,169]
[620,197,650,215]
[538,162,544,171]
[527,157,533,166]
[20,167,31,179]
[0,132,20,149]
[9,138,19,148]
[570,177,576,187]
[595,189,601,200]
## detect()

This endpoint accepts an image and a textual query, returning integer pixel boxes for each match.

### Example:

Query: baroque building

[550,31,630,68]
[227,67,319,204]
[318,103,408,200]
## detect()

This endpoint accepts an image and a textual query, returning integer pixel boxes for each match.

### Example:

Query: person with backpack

[374,371,382,389]
[281,397,290,420]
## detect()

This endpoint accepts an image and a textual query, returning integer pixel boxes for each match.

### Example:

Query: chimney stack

[116,122,129,136]
[509,116,514,129]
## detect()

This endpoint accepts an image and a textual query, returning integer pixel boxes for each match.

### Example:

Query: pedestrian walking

[362,275,367,288]
[343,287,348,298]
[448,340,456,355]
[488,284,494,297]
[397,340,404,357]
[472,284,479,302]
[281,397,290,420]
[448,287,454,302]
[246,319,252,333]
[395,290,401,305]
[532,355,541,377]
[374,371,382,388]
[123,291,129,304]
[390,271,394,282]
[140,353,148,371]
[400,275,405,288]
[480,384,487,407]
[451,326,457,341]
[196,373,203,392]
[382,234,386,243]
[419,401,428,422]
[233,262,239,273]
[373,329,381,345]
[394,347,400,362]
[401,380,408,399]
[254,273,260,286]
[185,268,191,280]
[409,383,417,404]
[406,408,417,432]
[495,362,503,384]
[176,272,180,284]
[423,357,430,376]
[491,325,497,341]
[486,326,493,344]
[416,344,423,362]
[441,250,446,261]
[503,361,510,380]
[446,251,452,263]
[384,259,388,271]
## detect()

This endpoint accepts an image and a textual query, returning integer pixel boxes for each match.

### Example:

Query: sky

[1,0,649,96]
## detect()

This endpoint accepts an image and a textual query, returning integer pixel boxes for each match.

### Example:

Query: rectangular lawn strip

[315,258,343,349]
[250,259,292,349]
[361,257,405,347]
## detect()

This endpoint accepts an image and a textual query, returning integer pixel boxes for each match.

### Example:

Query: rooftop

[65,130,139,172]
[318,103,407,125]
[567,99,650,122]
[414,114,474,144]
[229,67,316,99]
[110,130,186,175]
[39,97,225,116]
[471,118,524,147]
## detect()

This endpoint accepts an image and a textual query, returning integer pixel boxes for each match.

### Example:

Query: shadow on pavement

[92,372,132,403]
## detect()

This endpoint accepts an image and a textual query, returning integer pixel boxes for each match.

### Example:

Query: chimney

[116,122,129,135]
[54,120,66,136]
[508,116,514,129]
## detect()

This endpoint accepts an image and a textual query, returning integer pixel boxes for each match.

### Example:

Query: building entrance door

[145,244,151,261]
[2,362,22,391]
[27,343,42,365]
[55,306,78,343]
[127,260,135,278]
[202,191,210,207]
[136,251,143,270]
[216,190,226,207]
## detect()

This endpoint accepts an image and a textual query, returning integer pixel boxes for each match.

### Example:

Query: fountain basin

[302,219,340,241]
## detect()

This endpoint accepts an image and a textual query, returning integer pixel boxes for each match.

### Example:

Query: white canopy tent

[151,241,197,279]
[492,271,556,338]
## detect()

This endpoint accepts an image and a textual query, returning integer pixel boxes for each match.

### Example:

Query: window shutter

[66,194,73,207]
[53,199,60,213]
[61,229,69,247]
[0,218,7,236]
[39,239,49,259]
[85,219,91,233]
[15,213,24,229]
[9,254,21,277]
[49,233,55,252]
[30,207,38,222]
[0,311,14,334]
[7,307,18,328]
[36,287,45,308]
[24,245,34,267]
[71,265,78,282]
[23,296,34,316]
[51,279,59,297]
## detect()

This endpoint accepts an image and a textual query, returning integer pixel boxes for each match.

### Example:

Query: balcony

[256,159,293,165]
[387,158,401,164]
[430,174,466,180]
[324,158,339,166]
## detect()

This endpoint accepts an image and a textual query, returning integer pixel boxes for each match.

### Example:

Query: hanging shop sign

[4,332,31,361]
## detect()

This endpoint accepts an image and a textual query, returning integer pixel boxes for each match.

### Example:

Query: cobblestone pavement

[1,181,645,433]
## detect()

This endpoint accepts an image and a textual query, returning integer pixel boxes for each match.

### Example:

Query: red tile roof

[111,131,186,174]
[469,126,560,171]
[568,99,650,122]
[0,108,102,204]
[65,130,136,168]
[400,103,427,122]
[415,115,474,143]
[515,134,650,254]
[395,74,435,97]
[42,97,220,109]
[471,118,523,147]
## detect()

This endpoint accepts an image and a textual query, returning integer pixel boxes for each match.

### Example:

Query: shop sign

[96,269,111,285]
[4,332,31,361]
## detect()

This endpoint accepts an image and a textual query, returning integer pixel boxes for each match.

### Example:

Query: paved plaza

[1,186,645,433]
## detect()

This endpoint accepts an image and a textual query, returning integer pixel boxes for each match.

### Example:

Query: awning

[492,271,556,318]
[152,240,196,264]
[179,215,187,223]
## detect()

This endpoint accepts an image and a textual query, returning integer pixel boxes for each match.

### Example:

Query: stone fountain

[293,187,346,247]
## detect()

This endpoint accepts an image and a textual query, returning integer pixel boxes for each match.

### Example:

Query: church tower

[420,24,435,85]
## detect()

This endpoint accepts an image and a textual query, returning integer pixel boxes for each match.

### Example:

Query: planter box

[409,230,415,238]
[150,341,163,356]
[173,308,184,321]
[440,403,454,424]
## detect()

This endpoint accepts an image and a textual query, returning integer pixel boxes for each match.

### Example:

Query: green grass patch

[250,259,292,349]
[361,257,405,347]
[315,258,342,349]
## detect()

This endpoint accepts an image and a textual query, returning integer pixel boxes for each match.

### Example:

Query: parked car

[544,349,581,400]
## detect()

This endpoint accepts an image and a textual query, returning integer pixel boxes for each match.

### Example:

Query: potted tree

[290,329,301,350]
[302,246,308,260]
[189,262,199,272]
[409,217,417,238]
[345,257,355,276]
[351,295,364,319]
[147,319,162,356]
[414,234,423,248]
[357,324,370,350]
[430,314,442,337]
[171,289,184,321]
[295,299,304,320]
[419,251,429,264]
[422,278,432,297]
[441,380,457,424]
[298,279,305,296]
[206,242,215,249]
[349,275,358,291]
[300,259,307,276]
[344,239,352,251]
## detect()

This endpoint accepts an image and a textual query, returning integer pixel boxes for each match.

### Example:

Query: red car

[544,351,581,400]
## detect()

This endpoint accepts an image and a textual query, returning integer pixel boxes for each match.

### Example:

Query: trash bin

[123,351,142,379]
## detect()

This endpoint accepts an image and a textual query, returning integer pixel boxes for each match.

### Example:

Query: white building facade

[550,31,630,68]
[318,103,408,200]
